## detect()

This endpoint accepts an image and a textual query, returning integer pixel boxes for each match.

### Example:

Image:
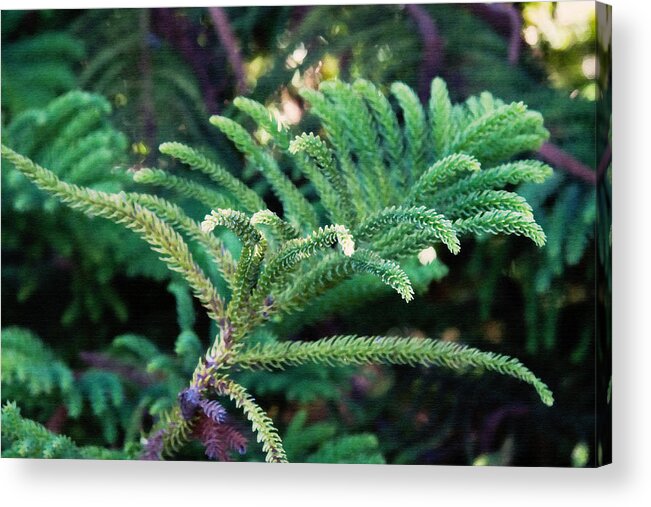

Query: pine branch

[408,153,481,202]
[278,246,415,312]
[159,141,266,212]
[201,208,262,246]
[441,189,534,220]
[201,209,266,329]
[454,209,547,247]
[2,145,225,321]
[250,209,300,242]
[209,115,318,231]
[132,167,235,211]
[452,102,548,165]
[233,335,554,406]
[356,205,460,255]
[217,379,288,463]
[391,81,429,182]
[289,133,351,211]
[428,77,454,159]
[252,224,355,302]
[129,192,237,285]
[352,78,405,191]
[320,80,391,208]
[432,160,553,205]
[347,250,414,302]
[233,96,292,150]
[228,239,267,335]
[372,224,451,261]
[2,402,128,459]
[299,87,367,221]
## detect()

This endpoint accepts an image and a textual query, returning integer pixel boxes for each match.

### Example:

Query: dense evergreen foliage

[1,4,607,465]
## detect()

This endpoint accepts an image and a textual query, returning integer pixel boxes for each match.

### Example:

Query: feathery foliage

[1,91,169,326]
[72,8,211,147]
[2,31,84,116]
[234,335,553,407]
[2,402,132,460]
[1,76,554,463]
[1,327,80,416]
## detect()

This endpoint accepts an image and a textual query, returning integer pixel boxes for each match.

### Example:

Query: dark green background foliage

[1,3,609,465]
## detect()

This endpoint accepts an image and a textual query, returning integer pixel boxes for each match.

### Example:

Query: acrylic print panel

[1,1,611,466]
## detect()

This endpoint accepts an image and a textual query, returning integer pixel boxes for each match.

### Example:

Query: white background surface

[1,0,649,505]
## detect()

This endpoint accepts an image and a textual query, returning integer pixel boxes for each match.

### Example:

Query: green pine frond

[201,209,265,323]
[352,78,405,189]
[432,160,554,205]
[321,80,391,208]
[159,141,265,213]
[454,209,547,247]
[233,96,292,150]
[234,335,553,406]
[429,77,454,159]
[209,115,318,231]
[168,281,196,332]
[111,333,161,361]
[289,133,346,198]
[282,409,337,460]
[253,224,355,301]
[229,239,268,330]
[1,402,129,459]
[443,190,535,220]
[1,327,77,409]
[451,101,549,166]
[349,249,414,302]
[355,206,460,255]
[299,87,368,220]
[306,434,385,464]
[278,246,417,311]
[289,132,355,225]
[78,370,124,423]
[127,192,237,285]
[391,81,428,182]
[1,145,225,322]
[408,153,481,202]
[371,225,452,260]
[174,331,203,371]
[250,209,300,242]
[201,208,261,246]
[132,167,235,211]
[218,379,288,463]
[2,32,85,114]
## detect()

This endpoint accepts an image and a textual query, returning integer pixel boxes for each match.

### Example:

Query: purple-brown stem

[538,142,596,185]
[597,143,612,181]
[152,8,224,113]
[405,4,444,102]
[465,3,524,65]
[138,9,157,155]
[208,7,248,96]
[45,405,69,434]
[79,351,157,386]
